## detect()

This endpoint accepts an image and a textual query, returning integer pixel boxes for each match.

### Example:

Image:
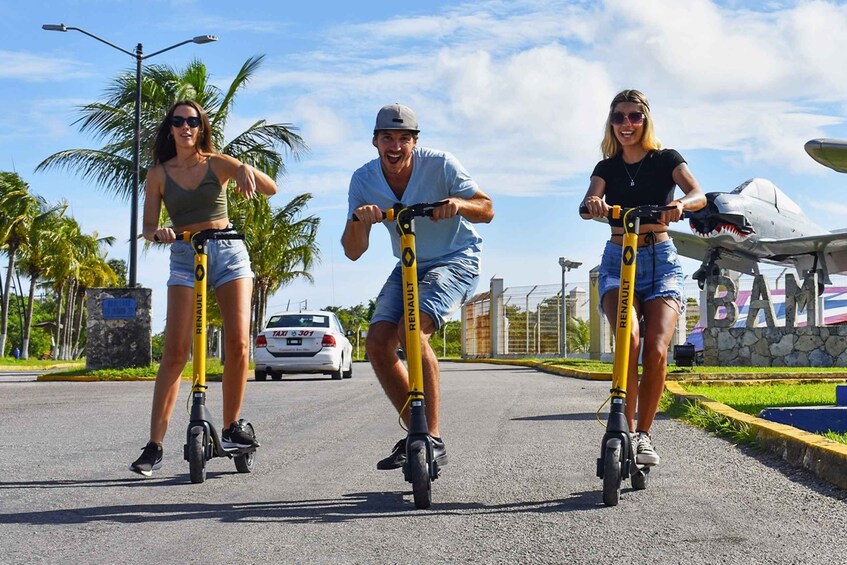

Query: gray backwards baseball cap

[374,103,419,133]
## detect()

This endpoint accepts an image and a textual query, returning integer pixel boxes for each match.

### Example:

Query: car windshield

[266,314,330,329]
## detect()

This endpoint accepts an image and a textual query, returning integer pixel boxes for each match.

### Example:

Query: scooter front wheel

[602,442,622,507]
[409,439,432,509]
[188,425,207,484]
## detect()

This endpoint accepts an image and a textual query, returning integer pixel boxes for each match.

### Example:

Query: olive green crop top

[162,159,228,227]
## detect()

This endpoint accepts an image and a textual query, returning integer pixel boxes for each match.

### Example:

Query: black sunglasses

[170,116,202,128]
[609,111,645,125]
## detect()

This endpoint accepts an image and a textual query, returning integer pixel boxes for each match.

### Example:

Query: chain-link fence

[462,274,687,359]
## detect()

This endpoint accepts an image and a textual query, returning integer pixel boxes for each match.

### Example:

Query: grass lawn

[29,359,226,380]
[678,381,847,445]
[536,357,847,375]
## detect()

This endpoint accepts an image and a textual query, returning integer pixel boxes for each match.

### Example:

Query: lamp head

[192,35,218,44]
[42,24,68,32]
[558,258,582,270]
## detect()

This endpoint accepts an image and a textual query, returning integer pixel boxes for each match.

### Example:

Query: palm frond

[35,149,133,201]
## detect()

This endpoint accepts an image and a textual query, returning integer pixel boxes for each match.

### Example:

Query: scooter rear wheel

[188,425,207,484]
[234,423,257,473]
[409,439,431,509]
[602,443,622,507]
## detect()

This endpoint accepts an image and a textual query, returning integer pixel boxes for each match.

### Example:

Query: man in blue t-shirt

[342,103,494,470]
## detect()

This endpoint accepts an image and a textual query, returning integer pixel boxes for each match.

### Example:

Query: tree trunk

[63,281,76,360]
[22,274,37,361]
[72,287,86,358]
[0,244,18,357]
[53,281,64,360]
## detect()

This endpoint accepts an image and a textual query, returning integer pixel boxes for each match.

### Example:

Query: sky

[4,0,847,334]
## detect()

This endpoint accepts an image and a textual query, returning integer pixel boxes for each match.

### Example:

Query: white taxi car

[254,311,354,381]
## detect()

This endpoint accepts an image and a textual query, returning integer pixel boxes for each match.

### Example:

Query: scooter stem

[610,209,640,401]
[191,233,208,392]
[397,208,427,436]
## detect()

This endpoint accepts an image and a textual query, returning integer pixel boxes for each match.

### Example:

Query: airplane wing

[805,139,847,174]
[756,232,847,257]
[668,229,761,276]
[670,227,847,282]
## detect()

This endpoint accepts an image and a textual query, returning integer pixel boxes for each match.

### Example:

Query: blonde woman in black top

[581,89,705,466]
[130,100,277,477]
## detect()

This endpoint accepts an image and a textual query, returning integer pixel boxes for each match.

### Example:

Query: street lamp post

[558,257,582,357]
[42,24,217,287]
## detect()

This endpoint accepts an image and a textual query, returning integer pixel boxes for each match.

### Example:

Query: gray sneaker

[635,431,660,466]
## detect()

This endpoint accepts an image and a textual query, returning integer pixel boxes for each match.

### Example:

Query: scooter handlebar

[351,201,448,222]
[153,229,244,243]
[578,203,694,221]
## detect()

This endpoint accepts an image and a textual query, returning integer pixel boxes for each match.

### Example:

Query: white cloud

[243,0,847,195]
[0,51,92,82]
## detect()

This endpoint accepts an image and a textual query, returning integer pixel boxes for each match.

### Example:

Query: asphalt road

[2,362,846,564]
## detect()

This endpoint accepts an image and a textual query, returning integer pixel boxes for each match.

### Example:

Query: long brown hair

[600,89,661,159]
[152,100,215,165]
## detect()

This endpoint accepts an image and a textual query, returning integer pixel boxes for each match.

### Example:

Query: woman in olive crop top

[130,100,277,477]
[579,89,705,467]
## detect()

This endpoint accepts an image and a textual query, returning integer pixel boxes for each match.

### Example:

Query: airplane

[668,141,847,289]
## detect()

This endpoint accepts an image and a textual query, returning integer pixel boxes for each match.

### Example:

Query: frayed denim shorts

[597,239,685,314]
[371,257,480,331]
[167,238,254,289]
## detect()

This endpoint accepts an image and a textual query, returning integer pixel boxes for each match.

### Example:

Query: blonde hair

[600,89,661,159]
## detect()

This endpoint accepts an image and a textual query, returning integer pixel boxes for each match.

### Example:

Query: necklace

[622,157,645,187]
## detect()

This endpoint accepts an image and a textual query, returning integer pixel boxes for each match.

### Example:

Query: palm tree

[229,193,320,337]
[14,203,67,359]
[71,234,119,357]
[0,174,47,357]
[35,55,316,353]
[36,55,305,202]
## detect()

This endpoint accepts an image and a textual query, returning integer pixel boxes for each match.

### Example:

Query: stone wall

[86,287,152,370]
[704,325,847,367]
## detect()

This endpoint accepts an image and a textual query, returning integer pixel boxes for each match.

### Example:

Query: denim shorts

[597,239,685,314]
[371,257,480,331]
[167,238,254,289]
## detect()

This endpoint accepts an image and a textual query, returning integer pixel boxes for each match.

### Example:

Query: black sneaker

[222,420,260,449]
[431,436,448,467]
[377,438,407,470]
[376,436,448,470]
[129,442,163,477]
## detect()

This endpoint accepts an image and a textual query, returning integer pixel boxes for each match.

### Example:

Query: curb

[447,357,610,381]
[37,375,156,382]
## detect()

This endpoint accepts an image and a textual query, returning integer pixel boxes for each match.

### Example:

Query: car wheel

[271,371,283,381]
[343,361,353,379]
[254,369,267,381]
[330,360,343,380]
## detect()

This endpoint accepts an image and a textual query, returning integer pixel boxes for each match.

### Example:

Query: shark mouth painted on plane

[689,220,753,242]
[686,194,756,243]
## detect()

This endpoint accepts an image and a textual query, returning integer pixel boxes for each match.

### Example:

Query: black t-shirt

[591,149,686,226]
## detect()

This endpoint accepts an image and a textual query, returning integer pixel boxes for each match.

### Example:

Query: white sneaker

[635,431,660,466]
[630,432,640,458]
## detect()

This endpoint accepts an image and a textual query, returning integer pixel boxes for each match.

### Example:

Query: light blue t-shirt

[347,146,483,268]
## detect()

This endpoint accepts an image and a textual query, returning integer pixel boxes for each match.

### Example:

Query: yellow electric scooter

[581,203,682,506]
[355,201,447,509]
[168,229,258,483]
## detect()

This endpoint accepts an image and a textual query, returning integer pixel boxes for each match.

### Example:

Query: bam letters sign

[707,273,818,328]
[701,273,847,367]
